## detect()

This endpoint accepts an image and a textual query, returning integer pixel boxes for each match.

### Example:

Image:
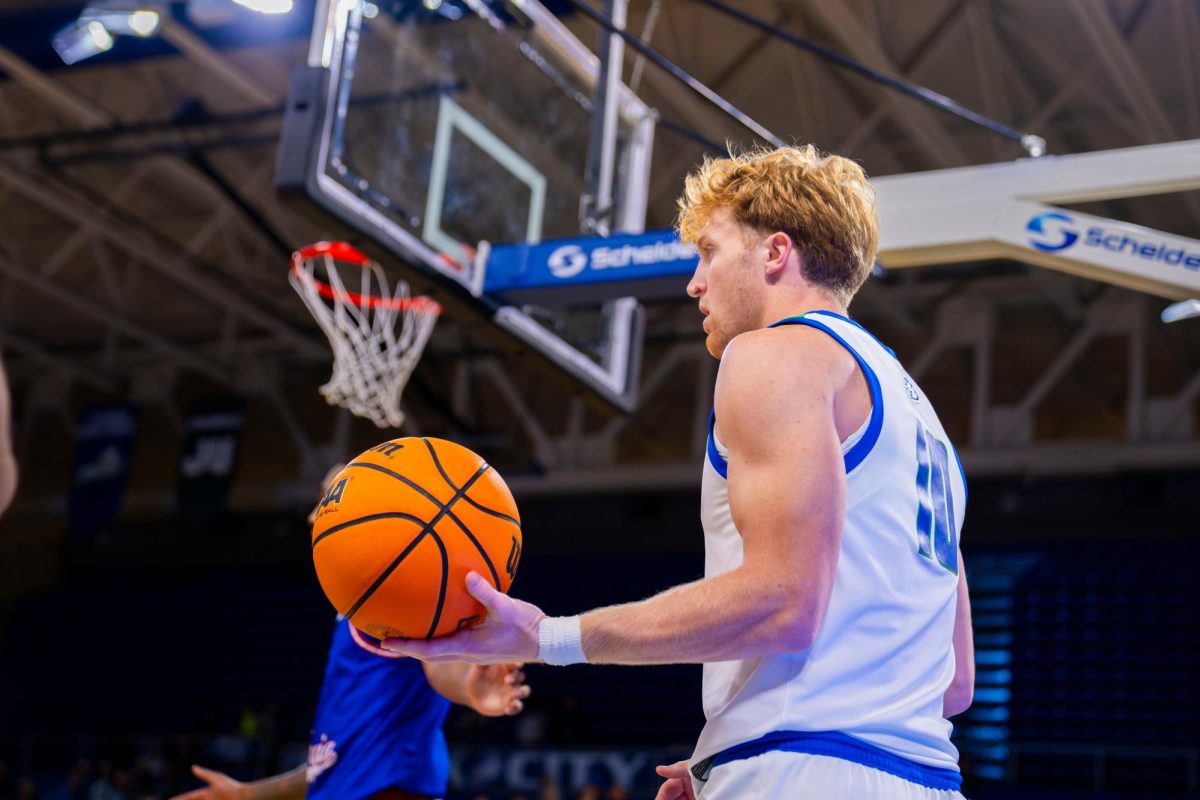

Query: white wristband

[537,615,587,666]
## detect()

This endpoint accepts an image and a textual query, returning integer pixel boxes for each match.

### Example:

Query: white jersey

[694,310,967,775]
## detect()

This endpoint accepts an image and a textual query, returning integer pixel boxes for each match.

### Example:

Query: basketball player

[172,467,530,800]
[0,351,17,516]
[382,145,974,799]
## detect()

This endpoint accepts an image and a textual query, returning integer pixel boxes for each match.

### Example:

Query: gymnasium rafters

[0,0,1198,517]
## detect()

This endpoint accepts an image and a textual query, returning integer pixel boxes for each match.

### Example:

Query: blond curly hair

[676,145,878,306]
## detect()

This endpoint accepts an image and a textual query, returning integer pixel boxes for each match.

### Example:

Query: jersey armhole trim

[770,315,884,474]
[706,408,729,479]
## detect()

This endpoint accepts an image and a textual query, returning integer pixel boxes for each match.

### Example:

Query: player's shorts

[694,751,968,800]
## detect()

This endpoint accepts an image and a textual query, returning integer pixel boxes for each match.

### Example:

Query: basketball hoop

[290,242,441,429]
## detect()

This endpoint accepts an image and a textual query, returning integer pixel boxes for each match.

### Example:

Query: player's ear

[763,231,794,277]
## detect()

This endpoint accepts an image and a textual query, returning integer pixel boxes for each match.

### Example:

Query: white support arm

[875,140,1200,299]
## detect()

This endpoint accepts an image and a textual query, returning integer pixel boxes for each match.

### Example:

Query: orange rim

[291,242,442,314]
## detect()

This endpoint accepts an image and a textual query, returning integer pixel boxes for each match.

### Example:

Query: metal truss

[0,37,332,466]
[3,1,1200,512]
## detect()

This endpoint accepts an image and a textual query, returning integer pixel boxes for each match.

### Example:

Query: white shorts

[694,751,968,800]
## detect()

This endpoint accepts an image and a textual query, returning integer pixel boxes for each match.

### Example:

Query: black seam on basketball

[421,439,521,527]
[343,461,491,621]
[311,511,430,549]
[424,531,449,640]
[344,526,432,622]
[350,458,503,589]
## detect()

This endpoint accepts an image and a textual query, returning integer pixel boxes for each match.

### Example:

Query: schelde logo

[547,244,588,279]
[1026,211,1079,252]
[546,239,698,280]
[1025,212,1200,269]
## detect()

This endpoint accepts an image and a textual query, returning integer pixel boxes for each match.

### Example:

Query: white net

[290,243,440,429]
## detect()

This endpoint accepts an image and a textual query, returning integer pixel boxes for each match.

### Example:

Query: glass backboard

[276,0,655,411]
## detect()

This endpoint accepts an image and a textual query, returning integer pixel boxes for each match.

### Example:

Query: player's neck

[761,288,847,327]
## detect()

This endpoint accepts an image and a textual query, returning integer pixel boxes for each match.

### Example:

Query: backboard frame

[276,0,655,412]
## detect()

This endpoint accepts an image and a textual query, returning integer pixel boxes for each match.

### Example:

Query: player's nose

[686,266,705,299]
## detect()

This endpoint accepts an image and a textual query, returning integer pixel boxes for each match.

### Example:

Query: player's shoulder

[719,322,853,386]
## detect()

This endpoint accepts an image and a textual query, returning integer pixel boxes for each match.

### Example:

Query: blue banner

[69,404,139,537]
[177,397,245,533]
[484,230,698,302]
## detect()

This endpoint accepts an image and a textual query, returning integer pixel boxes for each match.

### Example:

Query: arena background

[0,0,1198,798]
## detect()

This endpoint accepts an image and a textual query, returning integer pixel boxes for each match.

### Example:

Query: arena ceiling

[0,0,1198,520]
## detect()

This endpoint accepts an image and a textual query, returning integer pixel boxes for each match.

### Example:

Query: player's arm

[384,329,848,665]
[943,549,975,717]
[170,764,307,800]
[422,661,529,716]
[575,329,846,663]
[0,351,18,516]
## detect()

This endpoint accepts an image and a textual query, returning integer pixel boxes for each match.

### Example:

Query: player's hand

[654,761,697,800]
[170,765,248,800]
[465,662,531,716]
[382,571,544,663]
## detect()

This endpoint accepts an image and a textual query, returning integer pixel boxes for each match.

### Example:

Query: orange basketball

[310,437,522,640]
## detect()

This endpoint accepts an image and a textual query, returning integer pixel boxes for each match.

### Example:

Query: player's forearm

[245,765,308,800]
[579,565,821,665]
[422,661,475,708]
[943,551,974,717]
[943,677,973,717]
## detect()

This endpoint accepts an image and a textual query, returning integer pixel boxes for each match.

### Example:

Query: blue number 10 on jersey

[915,425,958,574]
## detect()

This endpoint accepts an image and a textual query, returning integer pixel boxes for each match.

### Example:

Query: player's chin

[705,331,728,359]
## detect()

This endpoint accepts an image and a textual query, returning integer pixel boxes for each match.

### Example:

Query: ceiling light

[1162,299,1200,324]
[80,4,162,37]
[362,2,379,18]
[52,20,115,65]
[231,0,294,13]
[127,10,161,35]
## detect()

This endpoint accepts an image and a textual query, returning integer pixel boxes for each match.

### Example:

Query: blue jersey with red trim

[306,618,451,799]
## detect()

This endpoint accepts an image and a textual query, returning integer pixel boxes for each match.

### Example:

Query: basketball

[310,437,522,640]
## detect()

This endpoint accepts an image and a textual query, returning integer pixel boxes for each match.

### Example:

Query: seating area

[1011,542,1198,748]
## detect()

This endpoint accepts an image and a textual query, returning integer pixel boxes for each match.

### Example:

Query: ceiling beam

[0,326,113,391]
[1173,2,1200,138]
[798,0,970,167]
[0,46,109,128]
[0,43,303,283]
[963,0,1012,161]
[158,17,279,108]
[0,161,324,359]
[1065,0,1175,142]
[836,0,974,160]
[0,254,232,385]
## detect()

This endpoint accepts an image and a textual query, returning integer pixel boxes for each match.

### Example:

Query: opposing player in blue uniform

[384,145,976,800]
[174,467,529,800]
[176,617,526,800]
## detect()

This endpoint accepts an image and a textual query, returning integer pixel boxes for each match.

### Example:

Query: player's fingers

[506,669,526,685]
[464,571,505,609]
[190,765,221,782]
[507,698,524,715]
[514,683,532,700]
